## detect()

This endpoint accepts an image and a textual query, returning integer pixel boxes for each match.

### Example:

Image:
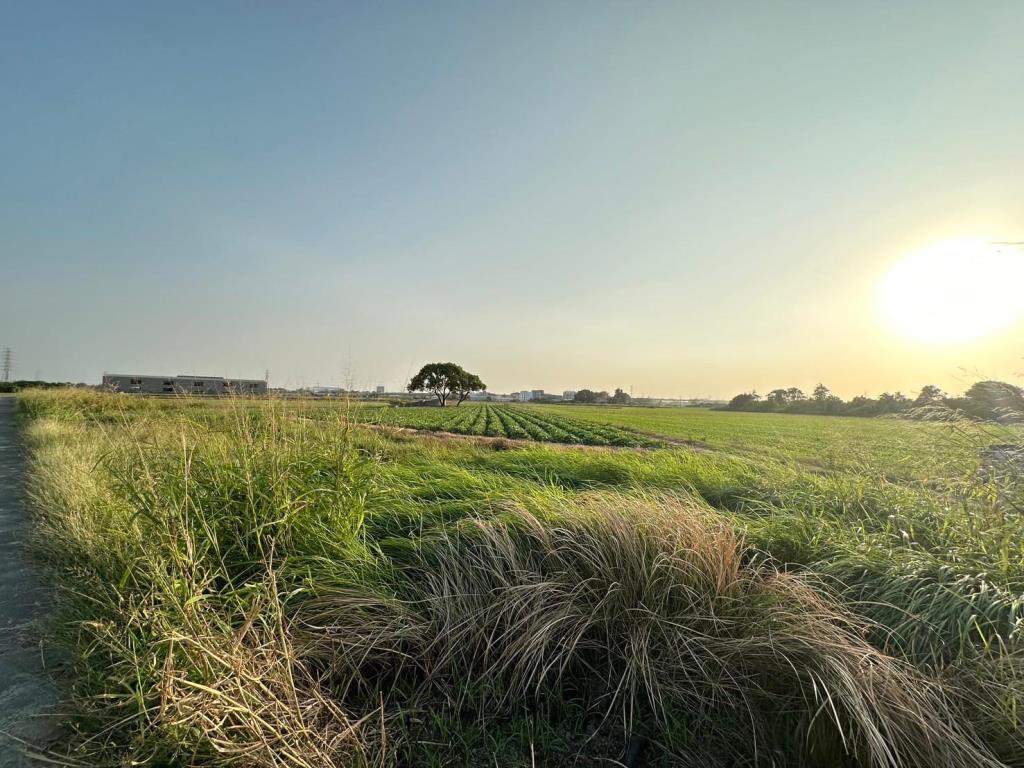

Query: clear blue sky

[3,1,1023,397]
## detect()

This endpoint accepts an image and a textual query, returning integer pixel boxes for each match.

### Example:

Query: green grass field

[16,390,1024,767]
[534,404,1013,480]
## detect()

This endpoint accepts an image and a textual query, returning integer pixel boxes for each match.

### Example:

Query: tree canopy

[727,392,759,409]
[914,385,945,405]
[960,381,1024,422]
[609,388,631,405]
[407,362,486,406]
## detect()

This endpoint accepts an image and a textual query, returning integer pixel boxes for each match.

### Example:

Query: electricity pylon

[1,348,11,383]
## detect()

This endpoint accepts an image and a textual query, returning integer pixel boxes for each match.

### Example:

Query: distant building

[470,391,514,402]
[562,390,577,401]
[306,386,343,396]
[531,389,545,399]
[376,385,385,394]
[516,391,533,402]
[102,374,267,396]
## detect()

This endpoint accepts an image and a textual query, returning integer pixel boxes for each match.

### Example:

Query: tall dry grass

[301,495,1002,767]
[16,388,1019,766]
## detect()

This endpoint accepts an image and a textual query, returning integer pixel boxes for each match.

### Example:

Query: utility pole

[343,348,355,392]
[1,348,12,384]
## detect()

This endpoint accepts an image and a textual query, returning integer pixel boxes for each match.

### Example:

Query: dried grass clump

[300,494,1002,767]
[151,577,377,768]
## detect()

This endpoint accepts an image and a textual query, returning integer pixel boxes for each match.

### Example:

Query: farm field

[353,402,663,447]
[351,401,1012,484]
[15,389,1024,767]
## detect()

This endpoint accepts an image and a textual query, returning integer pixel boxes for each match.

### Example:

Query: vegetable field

[364,403,663,447]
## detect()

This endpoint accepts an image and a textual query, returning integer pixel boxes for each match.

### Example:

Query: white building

[562,390,577,401]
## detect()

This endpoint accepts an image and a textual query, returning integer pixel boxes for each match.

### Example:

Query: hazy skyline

[3,1,1023,398]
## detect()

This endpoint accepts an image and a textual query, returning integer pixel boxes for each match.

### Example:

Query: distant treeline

[722,380,1024,422]
[572,388,632,404]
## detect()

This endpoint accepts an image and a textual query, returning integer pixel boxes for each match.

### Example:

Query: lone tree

[407,362,485,406]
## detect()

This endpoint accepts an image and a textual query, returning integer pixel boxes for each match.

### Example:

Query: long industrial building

[102,373,267,396]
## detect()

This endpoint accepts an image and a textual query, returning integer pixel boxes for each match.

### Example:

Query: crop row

[374,404,661,448]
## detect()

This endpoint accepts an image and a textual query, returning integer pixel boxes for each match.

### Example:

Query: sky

[2,1,1023,399]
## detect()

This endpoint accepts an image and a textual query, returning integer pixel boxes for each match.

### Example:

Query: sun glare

[878,238,1024,344]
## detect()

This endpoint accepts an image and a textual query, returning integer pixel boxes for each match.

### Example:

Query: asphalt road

[0,396,57,765]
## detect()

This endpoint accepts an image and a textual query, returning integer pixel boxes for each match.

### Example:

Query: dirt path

[0,396,58,765]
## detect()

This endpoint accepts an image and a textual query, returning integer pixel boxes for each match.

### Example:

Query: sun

[878,238,1024,344]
